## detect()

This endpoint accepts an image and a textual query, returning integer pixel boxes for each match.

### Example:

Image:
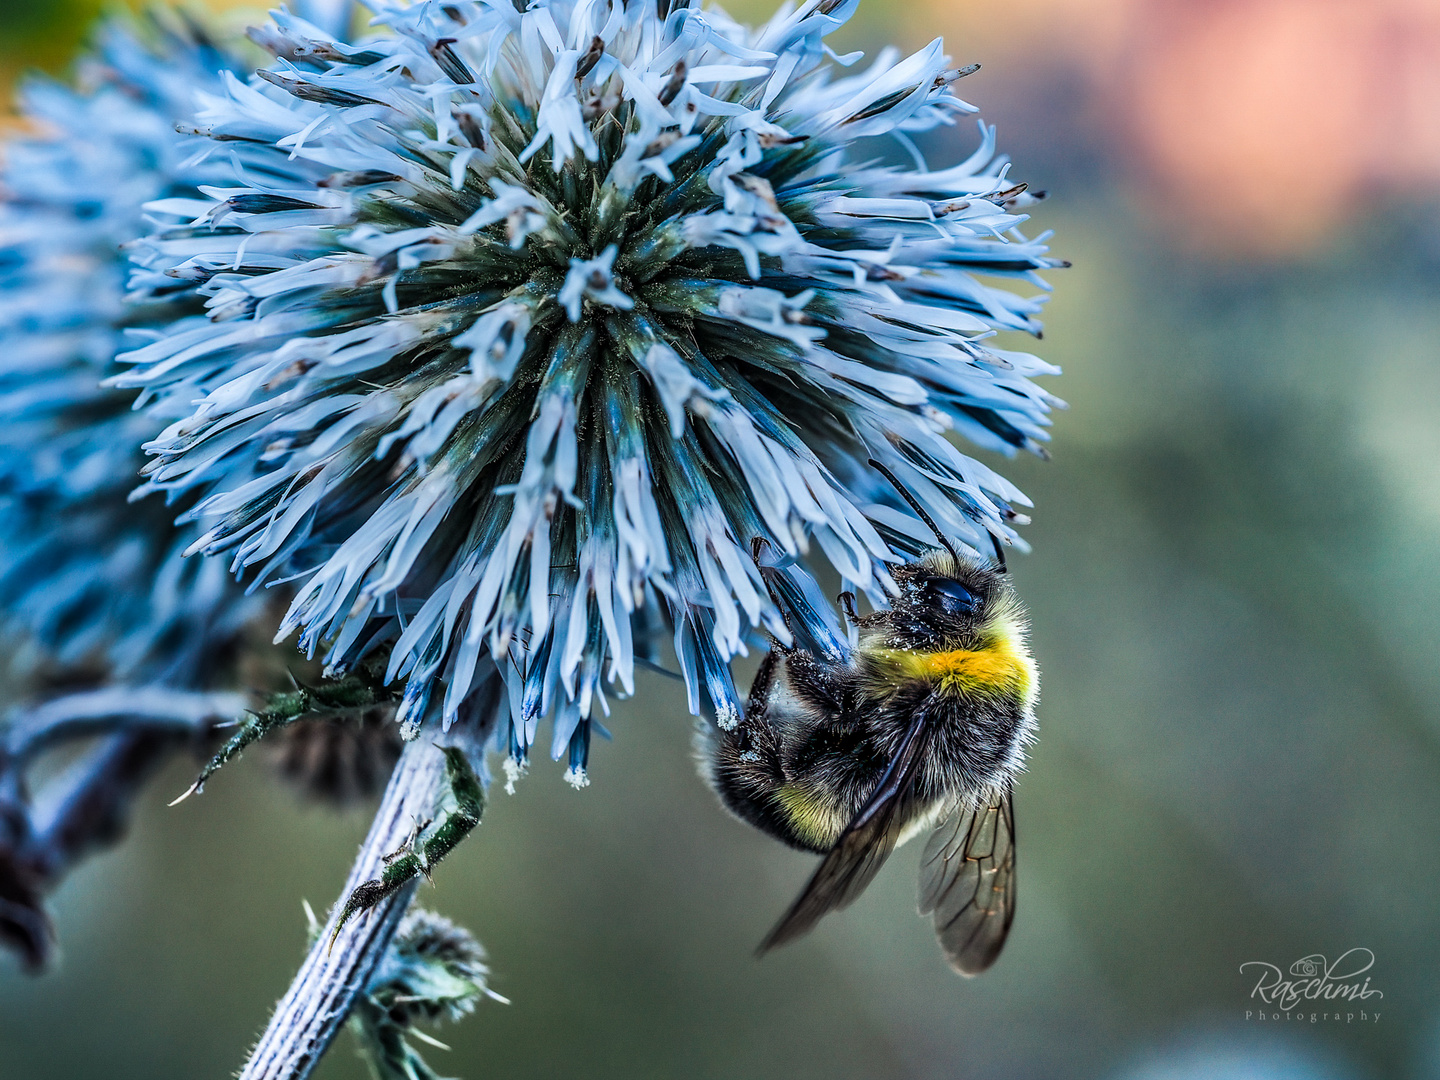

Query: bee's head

[862,459,1022,651]
[886,551,1009,650]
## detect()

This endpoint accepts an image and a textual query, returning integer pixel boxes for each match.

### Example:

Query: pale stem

[236,737,449,1080]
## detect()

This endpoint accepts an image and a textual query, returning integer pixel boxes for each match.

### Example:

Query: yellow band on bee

[774,782,846,848]
[871,628,1035,701]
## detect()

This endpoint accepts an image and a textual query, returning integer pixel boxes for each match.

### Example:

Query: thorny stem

[236,738,449,1080]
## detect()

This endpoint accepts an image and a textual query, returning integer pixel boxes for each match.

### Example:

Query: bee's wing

[757,705,933,955]
[917,788,1016,976]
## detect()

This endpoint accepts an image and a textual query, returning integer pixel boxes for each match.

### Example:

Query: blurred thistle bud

[270,708,404,805]
[114,0,1064,787]
[342,906,506,1080]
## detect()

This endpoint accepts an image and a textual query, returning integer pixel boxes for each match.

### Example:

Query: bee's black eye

[928,578,978,615]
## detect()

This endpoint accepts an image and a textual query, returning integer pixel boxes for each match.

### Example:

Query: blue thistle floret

[116,0,1064,785]
[0,17,268,684]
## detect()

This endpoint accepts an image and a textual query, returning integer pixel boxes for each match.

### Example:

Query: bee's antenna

[867,458,965,568]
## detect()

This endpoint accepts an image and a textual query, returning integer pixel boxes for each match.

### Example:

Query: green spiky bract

[330,747,485,948]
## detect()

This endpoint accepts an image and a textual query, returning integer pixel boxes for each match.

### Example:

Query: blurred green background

[3,1,1439,1078]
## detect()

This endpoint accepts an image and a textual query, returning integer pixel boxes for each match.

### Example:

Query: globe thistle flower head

[118,0,1064,781]
[0,16,263,684]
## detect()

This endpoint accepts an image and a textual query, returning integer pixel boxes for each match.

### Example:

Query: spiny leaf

[329,747,484,949]
[172,663,397,804]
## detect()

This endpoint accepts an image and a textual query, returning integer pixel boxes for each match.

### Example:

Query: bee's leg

[728,648,798,778]
[702,649,788,818]
[838,591,858,625]
[745,647,781,721]
[773,649,846,726]
[751,536,796,650]
[989,531,1008,574]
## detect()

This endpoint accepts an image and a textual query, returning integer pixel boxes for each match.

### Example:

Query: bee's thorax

[861,605,1036,705]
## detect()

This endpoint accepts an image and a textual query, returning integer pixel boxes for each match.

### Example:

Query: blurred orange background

[903,0,1440,252]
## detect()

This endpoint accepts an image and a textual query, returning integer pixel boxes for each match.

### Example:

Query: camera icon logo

[1290,954,1327,978]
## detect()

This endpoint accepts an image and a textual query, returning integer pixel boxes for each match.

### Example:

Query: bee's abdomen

[702,719,840,854]
[771,782,850,850]
[924,688,1031,792]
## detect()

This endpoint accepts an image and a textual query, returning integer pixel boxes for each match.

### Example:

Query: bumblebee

[701,464,1037,975]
